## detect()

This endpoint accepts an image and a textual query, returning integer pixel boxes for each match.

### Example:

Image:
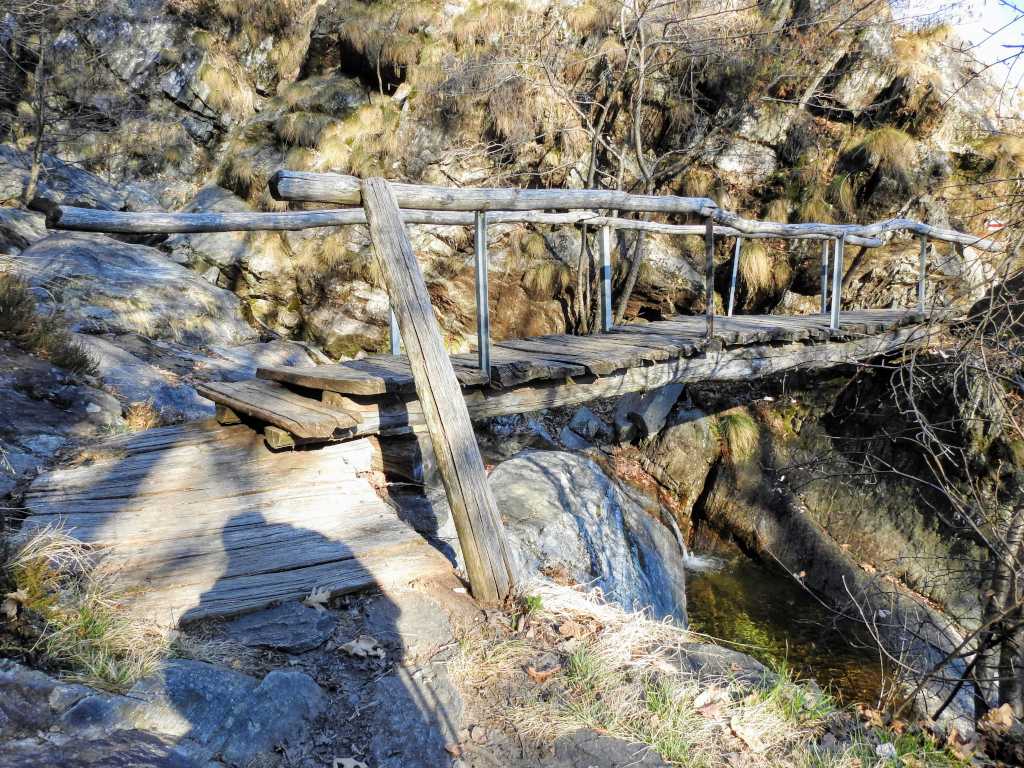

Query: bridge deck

[197,310,929,445]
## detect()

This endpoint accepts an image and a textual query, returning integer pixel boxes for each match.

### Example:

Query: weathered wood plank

[258,355,488,395]
[361,177,517,603]
[21,424,451,626]
[196,380,356,439]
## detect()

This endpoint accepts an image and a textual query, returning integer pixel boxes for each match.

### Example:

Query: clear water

[686,554,889,705]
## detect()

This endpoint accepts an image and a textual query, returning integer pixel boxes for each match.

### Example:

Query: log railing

[45,171,1005,356]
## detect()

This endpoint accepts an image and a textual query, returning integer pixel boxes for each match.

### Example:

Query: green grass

[719,409,761,464]
[0,274,96,376]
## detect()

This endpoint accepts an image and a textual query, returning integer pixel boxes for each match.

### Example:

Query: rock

[828,26,895,117]
[218,669,327,767]
[553,729,670,767]
[737,103,794,145]
[161,48,256,125]
[123,660,326,767]
[60,694,139,740]
[222,602,338,653]
[613,383,684,442]
[0,144,148,210]
[72,334,214,422]
[558,425,592,451]
[361,589,455,662]
[775,290,821,315]
[671,643,773,690]
[124,660,258,743]
[0,207,46,255]
[641,409,721,515]
[163,187,260,276]
[0,661,89,738]
[568,406,610,441]
[715,138,777,182]
[16,233,258,347]
[78,0,178,90]
[491,451,687,622]
[0,730,201,768]
[477,414,557,461]
[367,663,463,768]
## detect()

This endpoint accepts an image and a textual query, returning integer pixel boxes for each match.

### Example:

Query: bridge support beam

[362,178,517,603]
[599,225,613,332]
[830,234,845,331]
[727,237,741,317]
[705,216,715,339]
[820,240,830,314]
[475,211,491,375]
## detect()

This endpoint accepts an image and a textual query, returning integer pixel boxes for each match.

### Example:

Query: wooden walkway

[22,423,451,627]
[196,310,929,446]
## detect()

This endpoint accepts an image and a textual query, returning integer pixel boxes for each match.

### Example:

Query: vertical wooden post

[820,240,830,314]
[830,234,845,332]
[917,235,928,314]
[727,237,741,317]
[389,308,400,355]
[474,211,490,375]
[361,178,516,603]
[599,224,613,333]
[704,216,715,340]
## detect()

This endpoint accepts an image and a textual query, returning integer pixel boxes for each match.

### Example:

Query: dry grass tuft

[763,198,790,224]
[718,408,760,464]
[198,52,257,119]
[523,260,573,299]
[738,241,774,296]
[275,111,334,148]
[451,580,840,767]
[6,527,168,692]
[124,401,163,432]
[797,193,834,224]
[844,127,916,182]
[0,273,96,376]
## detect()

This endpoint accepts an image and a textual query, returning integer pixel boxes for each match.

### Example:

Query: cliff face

[1,0,1018,355]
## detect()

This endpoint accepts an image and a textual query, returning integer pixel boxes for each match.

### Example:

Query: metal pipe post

[820,239,830,314]
[599,224,613,332]
[704,216,715,340]
[474,211,490,376]
[389,307,400,355]
[727,237,741,317]
[917,236,927,314]
[829,234,845,332]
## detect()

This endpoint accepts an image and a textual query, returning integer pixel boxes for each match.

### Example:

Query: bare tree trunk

[614,230,644,324]
[21,34,46,207]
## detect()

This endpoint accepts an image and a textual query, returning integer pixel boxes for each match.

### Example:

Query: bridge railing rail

[43,171,1006,375]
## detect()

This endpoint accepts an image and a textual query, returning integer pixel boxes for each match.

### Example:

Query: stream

[686,554,889,705]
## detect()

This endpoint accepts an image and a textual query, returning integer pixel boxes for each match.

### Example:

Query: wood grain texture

[196,379,356,439]
[361,177,517,603]
[22,423,450,626]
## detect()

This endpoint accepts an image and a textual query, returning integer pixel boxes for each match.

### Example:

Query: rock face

[491,450,688,623]
[222,601,338,653]
[17,233,257,347]
[641,408,721,517]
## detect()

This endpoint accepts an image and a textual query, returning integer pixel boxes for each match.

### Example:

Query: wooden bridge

[24,173,1001,624]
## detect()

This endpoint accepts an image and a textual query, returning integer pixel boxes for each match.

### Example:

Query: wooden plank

[361,177,517,603]
[196,380,356,439]
[258,355,488,395]
[21,423,451,626]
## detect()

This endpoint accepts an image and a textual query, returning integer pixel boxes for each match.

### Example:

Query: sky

[898,0,1023,67]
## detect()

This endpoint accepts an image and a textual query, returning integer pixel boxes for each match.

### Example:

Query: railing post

[727,236,741,317]
[474,211,490,377]
[389,307,401,355]
[820,239,830,314]
[830,233,845,332]
[918,235,927,314]
[705,216,715,340]
[599,224,613,332]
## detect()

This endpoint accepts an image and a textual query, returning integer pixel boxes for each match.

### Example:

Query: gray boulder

[0,144,154,210]
[0,207,46,255]
[491,451,687,623]
[16,233,258,347]
[613,383,684,442]
[0,731,200,768]
[0,661,91,739]
[222,601,338,653]
[641,409,721,516]
[72,334,214,422]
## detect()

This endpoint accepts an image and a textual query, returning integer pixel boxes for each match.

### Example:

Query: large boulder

[491,451,688,623]
[641,408,721,517]
[0,145,155,210]
[0,208,46,256]
[16,233,258,347]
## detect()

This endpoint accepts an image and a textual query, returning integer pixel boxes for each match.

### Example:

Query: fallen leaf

[333,759,367,768]
[945,728,977,761]
[697,702,724,720]
[730,717,768,753]
[444,743,463,757]
[339,634,386,660]
[2,590,29,621]
[558,619,583,638]
[303,585,332,612]
[693,686,729,709]
[526,665,559,684]
[980,702,1016,734]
